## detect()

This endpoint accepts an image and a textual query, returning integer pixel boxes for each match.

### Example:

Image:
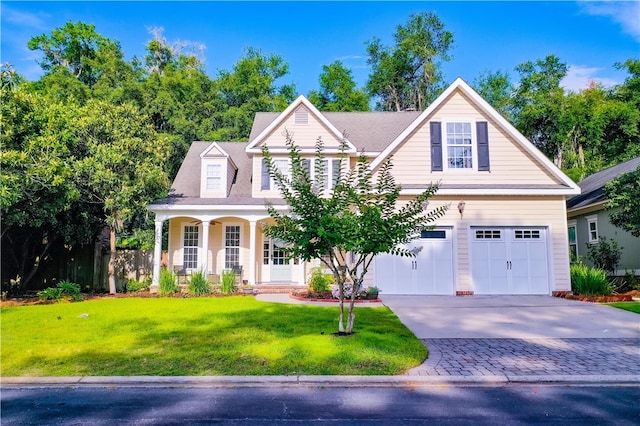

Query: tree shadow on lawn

[7,302,426,376]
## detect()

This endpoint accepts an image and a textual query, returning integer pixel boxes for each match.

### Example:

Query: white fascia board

[245,95,358,153]
[369,77,580,193]
[148,203,289,212]
[248,147,357,155]
[566,200,608,215]
[400,187,581,196]
[200,142,228,158]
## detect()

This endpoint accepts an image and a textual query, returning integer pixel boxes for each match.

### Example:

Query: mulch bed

[556,290,640,303]
[289,290,381,303]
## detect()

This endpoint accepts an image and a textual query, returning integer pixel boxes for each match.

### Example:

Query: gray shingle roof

[249,111,422,152]
[567,156,640,210]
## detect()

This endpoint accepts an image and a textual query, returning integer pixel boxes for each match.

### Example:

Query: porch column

[201,220,210,276]
[151,219,163,293]
[249,220,257,285]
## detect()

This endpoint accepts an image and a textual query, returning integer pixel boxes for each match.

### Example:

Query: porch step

[253,284,305,294]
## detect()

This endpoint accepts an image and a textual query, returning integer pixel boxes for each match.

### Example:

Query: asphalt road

[2,384,639,425]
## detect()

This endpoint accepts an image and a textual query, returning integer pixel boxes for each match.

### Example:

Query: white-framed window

[445,122,473,169]
[313,159,341,190]
[183,225,199,270]
[224,225,241,269]
[586,215,599,243]
[206,164,222,190]
[270,158,291,188]
[568,220,577,260]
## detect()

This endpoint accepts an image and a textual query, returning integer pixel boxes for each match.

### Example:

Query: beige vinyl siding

[256,108,346,150]
[387,91,562,186]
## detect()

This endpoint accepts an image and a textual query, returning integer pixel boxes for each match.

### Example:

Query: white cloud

[1,4,50,31]
[579,0,640,41]
[561,64,620,91]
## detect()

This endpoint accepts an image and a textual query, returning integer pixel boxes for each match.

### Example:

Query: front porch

[149,211,310,293]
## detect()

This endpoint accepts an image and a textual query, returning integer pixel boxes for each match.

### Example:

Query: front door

[265,239,292,282]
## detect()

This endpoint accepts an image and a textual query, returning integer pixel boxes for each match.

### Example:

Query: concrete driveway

[380,295,640,339]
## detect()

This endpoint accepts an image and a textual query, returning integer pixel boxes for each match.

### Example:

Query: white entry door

[471,227,549,295]
[265,239,292,282]
[375,229,454,295]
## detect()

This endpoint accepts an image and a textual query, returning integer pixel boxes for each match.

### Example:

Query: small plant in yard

[159,267,178,295]
[332,282,368,300]
[37,281,83,302]
[570,263,612,296]
[308,266,333,294]
[188,270,210,296]
[125,277,150,293]
[221,269,236,294]
[586,236,621,274]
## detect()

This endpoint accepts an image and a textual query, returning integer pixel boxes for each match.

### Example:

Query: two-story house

[148,78,580,296]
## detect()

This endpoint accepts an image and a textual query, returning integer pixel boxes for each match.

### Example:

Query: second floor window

[446,122,473,169]
[206,164,222,190]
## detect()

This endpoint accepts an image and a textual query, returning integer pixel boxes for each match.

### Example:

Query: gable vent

[294,106,309,125]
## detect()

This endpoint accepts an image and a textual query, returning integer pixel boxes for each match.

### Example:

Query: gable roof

[369,77,580,193]
[246,95,359,153]
[249,110,422,153]
[567,156,640,210]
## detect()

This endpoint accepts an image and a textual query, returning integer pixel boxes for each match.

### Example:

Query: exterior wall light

[458,200,466,217]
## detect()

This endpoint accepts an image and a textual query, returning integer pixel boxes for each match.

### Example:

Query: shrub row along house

[148,78,580,296]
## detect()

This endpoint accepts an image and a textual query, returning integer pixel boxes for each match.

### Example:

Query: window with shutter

[430,122,443,171]
[261,159,270,190]
[476,121,490,171]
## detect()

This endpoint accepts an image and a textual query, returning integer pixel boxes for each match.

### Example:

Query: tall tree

[366,12,453,111]
[473,70,514,120]
[606,166,640,237]
[308,60,369,111]
[74,101,170,294]
[213,47,296,140]
[27,21,125,87]
[262,134,446,333]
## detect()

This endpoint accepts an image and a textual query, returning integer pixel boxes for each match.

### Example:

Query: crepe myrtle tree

[262,133,447,334]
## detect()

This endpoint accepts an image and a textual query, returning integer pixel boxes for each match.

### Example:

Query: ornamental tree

[606,166,640,237]
[262,133,447,333]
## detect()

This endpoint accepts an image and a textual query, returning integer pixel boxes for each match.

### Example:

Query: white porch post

[201,221,210,276]
[249,220,257,285]
[151,219,163,293]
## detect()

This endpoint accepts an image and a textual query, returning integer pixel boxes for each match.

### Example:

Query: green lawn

[606,301,640,314]
[1,297,426,376]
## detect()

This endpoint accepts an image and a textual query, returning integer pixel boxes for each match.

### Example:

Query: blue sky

[1,1,639,95]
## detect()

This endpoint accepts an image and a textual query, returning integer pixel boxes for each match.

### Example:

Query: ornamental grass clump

[37,281,83,302]
[159,267,178,295]
[570,263,612,296]
[221,270,236,294]
[188,270,210,296]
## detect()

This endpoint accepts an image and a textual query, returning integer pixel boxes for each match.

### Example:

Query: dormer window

[294,106,309,125]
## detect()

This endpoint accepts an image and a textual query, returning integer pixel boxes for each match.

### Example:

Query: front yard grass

[1,297,426,376]
[606,301,640,314]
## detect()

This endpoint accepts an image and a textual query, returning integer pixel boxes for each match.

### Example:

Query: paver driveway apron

[381,295,640,378]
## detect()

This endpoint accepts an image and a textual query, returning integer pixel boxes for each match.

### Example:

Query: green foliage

[308,266,333,293]
[610,271,640,294]
[606,166,640,237]
[220,270,237,295]
[308,61,369,111]
[366,12,453,111]
[606,302,640,314]
[187,270,210,296]
[159,268,178,295]
[263,133,447,333]
[570,263,612,296]
[473,70,514,120]
[37,280,83,302]
[586,236,622,274]
[125,277,150,293]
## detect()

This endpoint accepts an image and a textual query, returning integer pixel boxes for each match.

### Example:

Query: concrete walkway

[256,293,640,382]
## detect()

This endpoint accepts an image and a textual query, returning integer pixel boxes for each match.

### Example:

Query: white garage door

[375,229,454,295]
[471,227,549,295]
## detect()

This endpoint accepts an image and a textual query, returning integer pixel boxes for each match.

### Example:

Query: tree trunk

[108,224,117,294]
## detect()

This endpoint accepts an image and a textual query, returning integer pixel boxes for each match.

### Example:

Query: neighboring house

[567,157,640,275]
[148,78,580,296]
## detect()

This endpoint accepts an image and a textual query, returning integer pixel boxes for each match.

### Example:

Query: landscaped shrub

[610,270,640,294]
[586,236,621,274]
[308,266,333,294]
[188,270,210,296]
[221,270,236,295]
[37,281,83,302]
[125,277,150,293]
[159,268,178,295]
[570,263,612,296]
[331,282,368,300]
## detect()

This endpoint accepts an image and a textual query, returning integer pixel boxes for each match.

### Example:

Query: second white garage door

[470,227,550,295]
[374,228,454,295]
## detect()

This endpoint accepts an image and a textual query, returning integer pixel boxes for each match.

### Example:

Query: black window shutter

[430,122,443,171]
[261,158,270,190]
[476,121,490,171]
